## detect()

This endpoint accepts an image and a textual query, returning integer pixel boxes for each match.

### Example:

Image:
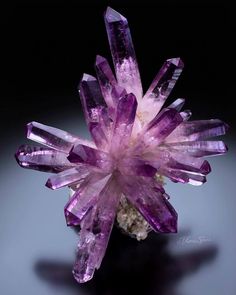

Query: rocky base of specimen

[116,195,151,240]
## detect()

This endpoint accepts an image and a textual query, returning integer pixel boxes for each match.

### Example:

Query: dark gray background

[1,1,235,294]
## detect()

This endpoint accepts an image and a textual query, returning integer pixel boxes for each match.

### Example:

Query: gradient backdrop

[1,1,236,294]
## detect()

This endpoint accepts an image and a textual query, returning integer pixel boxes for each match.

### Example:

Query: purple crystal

[139,108,183,148]
[95,55,126,112]
[168,98,185,111]
[166,119,229,142]
[68,144,112,172]
[180,109,192,121]
[166,155,211,175]
[120,176,177,233]
[27,121,94,153]
[111,93,137,152]
[79,74,106,125]
[64,174,111,226]
[141,58,184,122]
[89,107,112,151]
[15,145,74,173]
[15,7,228,284]
[105,7,143,100]
[166,140,228,157]
[73,176,121,282]
[46,165,92,190]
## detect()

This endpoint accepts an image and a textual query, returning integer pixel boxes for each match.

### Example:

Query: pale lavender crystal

[95,55,126,112]
[140,108,183,148]
[105,7,143,100]
[140,58,184,122]
[166,141,228,157]
[64,174,111,226]
[180,109,192,121]
[46,165,92,190]
[89,107,112,151]
[166,119,228,143]
[111,93,137,152]
[79,74,106,125]
[15,145,74,172]
[162,168,207,186]
[166,154,211,175]
[15,7,228,284]
[73,176,121,283]
[27,121,94,153]
[168,98,185,111]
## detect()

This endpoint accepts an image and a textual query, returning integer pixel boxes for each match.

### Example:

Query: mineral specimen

[15,7,228,283]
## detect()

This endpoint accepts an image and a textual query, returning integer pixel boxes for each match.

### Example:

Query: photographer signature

[177,236,212,245]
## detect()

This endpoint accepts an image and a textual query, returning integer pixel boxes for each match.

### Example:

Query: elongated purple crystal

[95,55,126,111]
[166,119,229,143]
[79,74,106,125]
[180,109,192,121]
[166,154,211,175]
[89,107,112,151]
[64,174,111,226]
[163,168,207,186]
[73,176,121,282]
[15,145,74,172]
[111,93,137,152]
[104,7,143,100]
[166,140,228,157]
[141,108,183,147]
[120,176,177,233]
[27,121,93,153]
[46,165,92,190]
[68,144,112,172]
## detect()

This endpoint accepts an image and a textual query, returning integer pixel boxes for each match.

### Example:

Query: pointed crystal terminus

[95,55,126,110]
[111,93,137,151]
[142,58,184,120]
[79,74,106,125]
[27,121,79,153]
[144,57,184,101]
[104,7,143,99]
[64,174,111,227]
[95,55,116,104]
[15,145,74,173]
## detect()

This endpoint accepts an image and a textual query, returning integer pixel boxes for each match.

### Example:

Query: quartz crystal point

[16,145,74,172]
[105,7,143,100]
[73,176,121,282]
[64,174,111,226]
[120,176,177,233]
[95,55,126,114]
[79,74,106,125]
[15,7,228,284]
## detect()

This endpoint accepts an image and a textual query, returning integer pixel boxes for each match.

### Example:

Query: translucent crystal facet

[105,7,143,100]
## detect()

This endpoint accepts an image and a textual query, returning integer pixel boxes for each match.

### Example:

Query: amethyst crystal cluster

[15,7,228,283]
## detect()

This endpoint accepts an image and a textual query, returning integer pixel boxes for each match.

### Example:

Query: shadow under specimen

[35,227,217,295]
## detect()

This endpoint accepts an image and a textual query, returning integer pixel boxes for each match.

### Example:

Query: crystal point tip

[167,57,184,68]
[105,7,126,23]
[81,73,96,82]
[95,55,106,65]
